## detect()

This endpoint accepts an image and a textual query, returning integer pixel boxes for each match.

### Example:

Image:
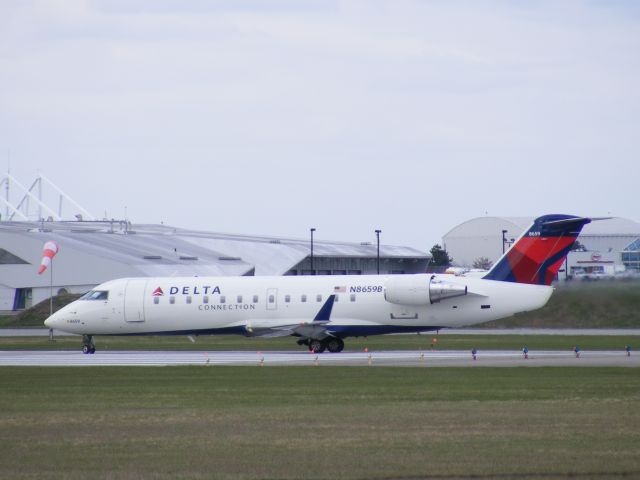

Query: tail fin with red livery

[483,214,591,286]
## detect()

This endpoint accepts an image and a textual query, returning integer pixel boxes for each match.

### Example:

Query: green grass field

[484,281,640,328]
[0,367,638,479]
[1,333,638,352]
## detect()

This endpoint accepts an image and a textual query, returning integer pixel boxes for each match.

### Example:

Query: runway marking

[0,350,637,367]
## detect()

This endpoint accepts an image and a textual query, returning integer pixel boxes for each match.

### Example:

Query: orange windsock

[38,241,59,275]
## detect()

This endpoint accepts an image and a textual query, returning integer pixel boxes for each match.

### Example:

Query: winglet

[313,294,336,322]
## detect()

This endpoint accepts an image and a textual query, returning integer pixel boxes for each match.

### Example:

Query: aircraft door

[124,279,147,322]
[266,288,278,311]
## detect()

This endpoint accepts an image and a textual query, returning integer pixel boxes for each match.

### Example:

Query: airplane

[45,214,591,354]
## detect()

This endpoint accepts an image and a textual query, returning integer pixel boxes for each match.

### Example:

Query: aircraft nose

[44,312,59,328]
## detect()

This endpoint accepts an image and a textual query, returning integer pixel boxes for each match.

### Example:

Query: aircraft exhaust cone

[429,280,467,304]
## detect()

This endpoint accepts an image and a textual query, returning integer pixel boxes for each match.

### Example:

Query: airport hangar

[442,216,640,277]
[0,220,430,311]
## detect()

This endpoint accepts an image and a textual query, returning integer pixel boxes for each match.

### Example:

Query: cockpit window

[80,290,109,301]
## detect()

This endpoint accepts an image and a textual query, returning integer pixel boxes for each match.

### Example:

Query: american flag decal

[334,286,346,293]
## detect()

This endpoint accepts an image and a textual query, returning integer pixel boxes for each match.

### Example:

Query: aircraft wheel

[326,337,344,353]
[82,335,95,355]
[309,339,326,354]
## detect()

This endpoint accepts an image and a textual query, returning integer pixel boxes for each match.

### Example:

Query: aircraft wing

[244,326,298,338]
[237,295,338,339]
[242,323,335,339]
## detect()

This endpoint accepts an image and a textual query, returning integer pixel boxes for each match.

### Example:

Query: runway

[0,349,637,367]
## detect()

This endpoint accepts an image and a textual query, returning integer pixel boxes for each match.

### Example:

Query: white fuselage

[45,274,553,338]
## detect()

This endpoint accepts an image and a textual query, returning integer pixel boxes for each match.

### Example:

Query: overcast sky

[1,0,638,251]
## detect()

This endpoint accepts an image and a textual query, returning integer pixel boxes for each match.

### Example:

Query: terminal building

[0,220,430,311]
[442,216,640,279]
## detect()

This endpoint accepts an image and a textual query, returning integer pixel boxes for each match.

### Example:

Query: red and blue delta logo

[152,287,164,296]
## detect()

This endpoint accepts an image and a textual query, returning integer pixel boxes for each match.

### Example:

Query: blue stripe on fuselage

[101,325,444,339]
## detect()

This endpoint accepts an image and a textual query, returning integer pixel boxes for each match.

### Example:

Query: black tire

[309,339,326,353]
[82,345,90,354]
[326,337,344,353]
[89,347,96,354]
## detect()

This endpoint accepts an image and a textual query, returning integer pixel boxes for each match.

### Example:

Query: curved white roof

[444,216,640,238]
[0,220,429,286]
[443,217,533,238]
[582,217,640,236]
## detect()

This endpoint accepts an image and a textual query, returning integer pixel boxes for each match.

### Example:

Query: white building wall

[567,251,621,277]
[1,231,142,289]
[0,231,147,311]
[0,286,15,311]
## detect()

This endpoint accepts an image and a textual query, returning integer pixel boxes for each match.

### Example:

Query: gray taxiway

[0,349,637,367]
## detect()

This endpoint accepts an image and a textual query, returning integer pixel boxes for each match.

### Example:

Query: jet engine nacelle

[384,275,467,306]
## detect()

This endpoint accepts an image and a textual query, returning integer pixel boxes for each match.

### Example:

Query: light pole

[502,229,508,254]
[375,229,381,274]
[310,228,316,275]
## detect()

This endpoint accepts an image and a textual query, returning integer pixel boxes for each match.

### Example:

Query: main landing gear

[298,337,345,353]
[82,335,96,354]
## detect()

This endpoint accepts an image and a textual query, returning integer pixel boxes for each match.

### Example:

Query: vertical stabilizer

[483,215,591,285]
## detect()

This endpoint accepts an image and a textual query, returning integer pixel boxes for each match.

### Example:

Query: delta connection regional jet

[45,214,591,354]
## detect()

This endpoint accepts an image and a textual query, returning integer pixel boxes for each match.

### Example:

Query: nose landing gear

[82,335,96,354]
